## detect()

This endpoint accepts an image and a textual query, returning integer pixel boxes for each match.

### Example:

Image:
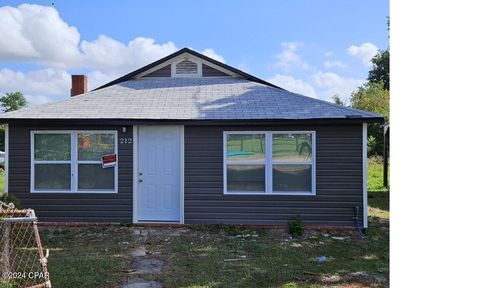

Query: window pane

[273,165,312,192]
[78,133,115,161]
[78,164,114,190]
[227,134,265,162]
[34,134,71,161]
[34,164,71,190]
[227,165,265,192]
[273,133,312,162]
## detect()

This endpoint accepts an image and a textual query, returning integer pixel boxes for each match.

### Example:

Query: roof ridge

[93,47,283,91]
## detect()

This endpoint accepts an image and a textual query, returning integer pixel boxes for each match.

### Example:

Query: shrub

[288,215,304,237]
[0,193,21,209]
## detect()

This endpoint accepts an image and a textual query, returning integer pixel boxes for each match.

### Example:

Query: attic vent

[176,60,198,75]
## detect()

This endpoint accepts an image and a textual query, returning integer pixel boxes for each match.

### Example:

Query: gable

[137,51,237,79]
[143,64,171,77]
[94,48,283,91]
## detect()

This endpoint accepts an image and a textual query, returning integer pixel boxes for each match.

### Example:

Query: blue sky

[0,1,389,105]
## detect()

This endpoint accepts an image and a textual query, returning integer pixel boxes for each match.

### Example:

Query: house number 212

[119,137,133,144]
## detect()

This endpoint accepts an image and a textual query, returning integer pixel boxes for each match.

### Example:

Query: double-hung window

[32,131,117,193]
[224,131,315,195]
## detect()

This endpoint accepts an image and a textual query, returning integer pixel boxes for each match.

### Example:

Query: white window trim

[4,124,8,194]
[30,130,118,194]
[362,123,368,228]
[223,131,316,196]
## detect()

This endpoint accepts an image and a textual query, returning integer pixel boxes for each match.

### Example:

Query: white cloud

[0,68,70,97]
[24,94,54,106]
[0,4,228,105]
[0,68,72,106]
[80,36,178,74]
[200,48,225,63]
[0,4,81,67]
[324,60,348,69]
[312,70,364,99]
[273,42,309,71]
[347,42,379,67]
[268,74,317,98]
[324,51,333,57]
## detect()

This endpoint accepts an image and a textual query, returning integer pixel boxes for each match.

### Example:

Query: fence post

[0,222,11,274]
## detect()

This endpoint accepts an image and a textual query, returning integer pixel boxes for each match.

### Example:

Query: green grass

[39,226,132,288]
[2,158,388,287]
[163,221,388,287]
[368,157,389,192]
[30,189,389,288]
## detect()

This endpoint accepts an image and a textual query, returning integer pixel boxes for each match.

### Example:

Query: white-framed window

[223,131,316,195]
[31,131,118,193]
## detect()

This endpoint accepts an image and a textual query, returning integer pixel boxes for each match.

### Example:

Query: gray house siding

[202,64,229,77]
[6,122,364,226]
[184,124,364,227]
[7,124,133,222]
[143,64,171,77]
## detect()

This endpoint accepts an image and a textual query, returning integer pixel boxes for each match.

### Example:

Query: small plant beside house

[287,215,305,237]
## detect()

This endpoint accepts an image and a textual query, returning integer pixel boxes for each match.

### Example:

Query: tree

[0,92,28,151]
[0,92,28,112]
[350,82,389,156]
[331,94,346,106]
[350,82,389,121]
[368,49,390,90]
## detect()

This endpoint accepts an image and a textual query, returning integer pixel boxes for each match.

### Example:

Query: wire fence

[0,201,51,288]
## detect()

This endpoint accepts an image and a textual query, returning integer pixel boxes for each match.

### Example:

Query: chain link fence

[0,201,51,288]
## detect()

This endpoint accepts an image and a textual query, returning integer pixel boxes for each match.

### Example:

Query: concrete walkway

[118,228,186,288]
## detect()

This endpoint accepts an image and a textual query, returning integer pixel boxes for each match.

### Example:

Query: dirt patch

[118,228,187,288]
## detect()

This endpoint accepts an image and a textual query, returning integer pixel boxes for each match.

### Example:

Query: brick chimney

[71,75,87,96]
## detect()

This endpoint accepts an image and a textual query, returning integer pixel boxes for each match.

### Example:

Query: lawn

[368,157,389,192]
[39,227,133,287]
[2,159,389,287]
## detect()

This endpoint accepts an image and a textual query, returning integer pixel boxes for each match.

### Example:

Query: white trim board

[4,124,8,194]
[132,125,139,223]
[135,52,241,79]
[180,125,185,224]
[362,123,368,228]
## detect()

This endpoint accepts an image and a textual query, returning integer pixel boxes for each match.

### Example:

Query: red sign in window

[102,154,117,168]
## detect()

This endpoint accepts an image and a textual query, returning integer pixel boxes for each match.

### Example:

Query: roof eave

[0,116,384,125]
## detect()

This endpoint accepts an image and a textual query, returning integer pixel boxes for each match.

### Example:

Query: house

[0,48,383,227]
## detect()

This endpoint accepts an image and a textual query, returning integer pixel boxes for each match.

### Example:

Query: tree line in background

[0,92,28,151]
[332,25,389,157]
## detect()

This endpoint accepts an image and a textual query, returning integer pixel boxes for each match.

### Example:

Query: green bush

[287,215,304,237]
[0,193,21,209]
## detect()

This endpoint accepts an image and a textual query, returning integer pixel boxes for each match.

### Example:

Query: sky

[0,0,389,106]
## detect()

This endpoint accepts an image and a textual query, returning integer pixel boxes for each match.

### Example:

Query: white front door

[138,126,181,222]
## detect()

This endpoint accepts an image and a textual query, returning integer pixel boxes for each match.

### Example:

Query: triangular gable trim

[93,48,283,91]
[134,52,240,79]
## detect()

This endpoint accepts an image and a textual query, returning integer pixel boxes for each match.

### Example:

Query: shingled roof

[0,48,383,122]
[0,77,382,121]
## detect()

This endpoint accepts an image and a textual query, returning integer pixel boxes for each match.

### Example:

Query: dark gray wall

[184,124,364,227]
[7,124,133,222]
[7,122,364,226]
[143,64,171,77]
[202,64,229,77]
